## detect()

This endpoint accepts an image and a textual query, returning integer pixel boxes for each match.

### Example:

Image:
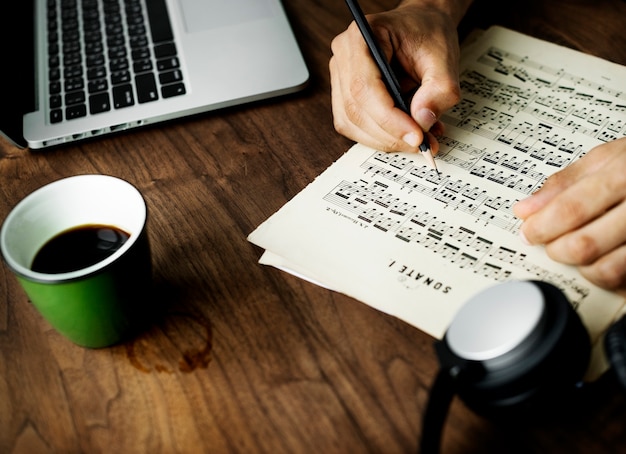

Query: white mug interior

[0,174,147,282]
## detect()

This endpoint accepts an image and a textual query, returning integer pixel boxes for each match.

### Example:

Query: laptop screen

[0,1,35,148]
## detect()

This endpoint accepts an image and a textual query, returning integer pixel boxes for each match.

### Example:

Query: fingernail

[415,108,437,131]
[402,132,419,147]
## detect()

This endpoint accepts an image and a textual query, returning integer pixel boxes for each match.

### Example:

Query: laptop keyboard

[47,0,186,124]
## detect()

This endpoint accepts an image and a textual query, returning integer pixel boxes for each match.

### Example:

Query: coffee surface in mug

[31,224,130,274]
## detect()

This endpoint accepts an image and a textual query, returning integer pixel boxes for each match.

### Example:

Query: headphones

[420,280,626,453]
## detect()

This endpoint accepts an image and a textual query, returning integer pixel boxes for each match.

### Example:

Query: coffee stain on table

[125,312,213,374]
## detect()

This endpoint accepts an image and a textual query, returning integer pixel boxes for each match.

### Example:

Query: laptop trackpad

[178,0,275,33]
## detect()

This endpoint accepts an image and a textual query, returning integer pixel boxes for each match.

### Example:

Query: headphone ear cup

[437,281,591,418]
[604,313,626,390]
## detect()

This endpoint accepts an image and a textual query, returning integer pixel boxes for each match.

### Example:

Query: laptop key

[50,109,63,124]
[49,55,60,69]
[50,95,62,109]
[111,70,131,85]
[128,23,146,36]
[85,41,103,55]
[49,67,61,81]
[84,30,102,44]
[109,58,129,72]
[133,60,153,73]
[131,47,150,61]
[130,35,148,49]
[48,42,59,57]
[136,73,158,103]
[145,0,174,44]
[65,90,86,105]
[87,66,106,81]
[109,46,127,60]
[154,42,177,59]
[113,84,135,108]
[66,104,87,120]
[107,35,125,48]
[64,77,84,92]
[161,83,186,99]
[159,69,182,85]
[89,92,111,114]
[157,57,179,71]
[88,79,108,93]
[64,65,83,78]
[86,53,105,67]
[63,52,81,67]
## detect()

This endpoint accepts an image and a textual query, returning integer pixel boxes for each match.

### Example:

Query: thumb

[409,67,461,132]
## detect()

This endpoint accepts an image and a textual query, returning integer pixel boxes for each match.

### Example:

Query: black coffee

[31,224,130,274]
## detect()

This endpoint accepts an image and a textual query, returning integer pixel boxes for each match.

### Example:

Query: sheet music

[248,27,626,378]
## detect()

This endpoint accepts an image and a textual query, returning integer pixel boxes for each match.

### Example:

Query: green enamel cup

[0,175,151,348]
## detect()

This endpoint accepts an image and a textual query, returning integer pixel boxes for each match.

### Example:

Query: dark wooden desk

[2,0,626,452]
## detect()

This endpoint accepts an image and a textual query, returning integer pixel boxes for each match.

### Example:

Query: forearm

[398,0,473,25]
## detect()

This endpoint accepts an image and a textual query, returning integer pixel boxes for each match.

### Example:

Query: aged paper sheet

[248,26,626,376]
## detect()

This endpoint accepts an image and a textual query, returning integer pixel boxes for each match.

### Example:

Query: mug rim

[0,174,147,284]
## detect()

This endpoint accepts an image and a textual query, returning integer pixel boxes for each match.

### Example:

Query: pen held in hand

[343,0,440,176]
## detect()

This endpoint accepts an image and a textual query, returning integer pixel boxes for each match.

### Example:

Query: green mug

[0,174,151,348]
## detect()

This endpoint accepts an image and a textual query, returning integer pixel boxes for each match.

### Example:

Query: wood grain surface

[2,0,626,452]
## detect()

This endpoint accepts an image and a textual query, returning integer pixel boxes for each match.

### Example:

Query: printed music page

[248,26,626,377]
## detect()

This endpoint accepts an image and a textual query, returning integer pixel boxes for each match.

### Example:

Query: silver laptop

[1,0,309,149]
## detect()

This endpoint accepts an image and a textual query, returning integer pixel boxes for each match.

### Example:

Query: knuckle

[330,29,350,54]
[439,80,462,106]
[425,78,461,111]
[566,234,600,264]
[377,112,397,130]
[343,97,365,126]
[348,76,369,105]
[330,36,339,54]
[379,139,404,153]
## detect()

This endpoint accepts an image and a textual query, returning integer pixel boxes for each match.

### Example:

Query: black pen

[344,0,440,175]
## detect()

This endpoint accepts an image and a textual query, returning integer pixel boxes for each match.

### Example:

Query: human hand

[514,138,626,294]
[329,0,472,154]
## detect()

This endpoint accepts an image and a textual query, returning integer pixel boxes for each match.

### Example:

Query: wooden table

[2,0,626,452]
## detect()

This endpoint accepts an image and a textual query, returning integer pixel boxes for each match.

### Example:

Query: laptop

[1,0,309,149]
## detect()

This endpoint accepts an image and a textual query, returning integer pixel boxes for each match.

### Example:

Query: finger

[514,143,617,219]
[579,244,626,291]
[519,168,626,245]
[543,199,626,266]
[513,161,590,220]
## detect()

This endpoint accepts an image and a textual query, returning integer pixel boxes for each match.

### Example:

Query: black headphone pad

[438,281,591,418]
[604,312,626,390]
